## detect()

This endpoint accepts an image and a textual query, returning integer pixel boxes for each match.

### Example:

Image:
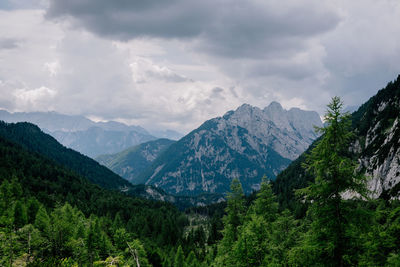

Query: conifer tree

[214,178,245,266]
[295,96,367,266]
[186,250,199,267]
[12,200,27,229]
[174,245,185,267]
[231,178,279,266]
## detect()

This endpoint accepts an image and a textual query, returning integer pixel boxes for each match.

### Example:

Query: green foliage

[290,97,367,266]
[0,121,132,190]
[214,178,245,266]
[186,250,200,267]
[125,239,151,267]
[174,245,185,267]
[0,122,191,265]
[273,75,400,211]
[0,126,186,248]
[209,96,400,267]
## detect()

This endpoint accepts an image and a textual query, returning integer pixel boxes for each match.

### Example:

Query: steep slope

[274,75,400,208]
[0,130,186,247]
[351,76,400,198]
[96,138,175,184]
[139,102,322,195]
[0,121,132,190]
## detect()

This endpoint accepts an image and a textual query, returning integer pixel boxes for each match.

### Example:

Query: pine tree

[214,178,245,266]
[231,178,280,266]
[174,245,185,267]
[251,176,278,222]
[186,250,199,267]
[13,200,27,229]
[295,96,367,266]
[34,206,50,235]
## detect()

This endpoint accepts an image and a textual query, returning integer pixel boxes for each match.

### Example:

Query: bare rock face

[138,102,322,196]
[357,108,400,198]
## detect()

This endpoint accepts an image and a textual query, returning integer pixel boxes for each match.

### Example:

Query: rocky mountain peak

[265,101,284,112]
[138,102,322,196]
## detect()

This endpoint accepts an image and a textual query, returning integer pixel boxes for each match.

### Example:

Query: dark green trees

[295,96,367,266]
[214,178,245,266]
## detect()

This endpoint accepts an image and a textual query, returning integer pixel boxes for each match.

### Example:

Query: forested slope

[0,127,188,265]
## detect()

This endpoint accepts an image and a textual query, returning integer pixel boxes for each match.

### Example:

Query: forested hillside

[274,75,400,213]
[0,121,132,190]
[0,131,191,265]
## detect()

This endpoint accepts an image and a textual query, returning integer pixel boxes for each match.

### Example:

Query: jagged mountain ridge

[0,110,183,157]
[96,138,176,184]
[138,102,322,196]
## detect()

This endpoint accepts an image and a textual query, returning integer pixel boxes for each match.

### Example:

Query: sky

[0,0,399,133]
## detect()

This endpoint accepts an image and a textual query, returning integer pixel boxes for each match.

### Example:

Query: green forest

[1,92,400,266]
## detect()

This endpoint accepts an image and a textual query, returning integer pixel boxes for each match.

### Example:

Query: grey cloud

[0,38,20,49]
[46,0,340,59]
[46,0,209,39]
[229,87,238,98]
[210,87,225,99]
[145,69,190,83]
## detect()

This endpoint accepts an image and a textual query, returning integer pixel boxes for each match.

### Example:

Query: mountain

[0,121,224,209]
[274,75,400,210]
[96,138,176,184]
[351,75,400,198]
[0,122,187,250]
[0,121,133,190]
[0,110,163,157]
[138,102,322,196]
[149,129,184,140]
[0,110,95,132]
[51,126,157,157]
[0,110,148,133]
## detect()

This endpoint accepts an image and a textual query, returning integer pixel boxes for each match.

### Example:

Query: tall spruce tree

[214,178,245,266]
[295,96,367,266]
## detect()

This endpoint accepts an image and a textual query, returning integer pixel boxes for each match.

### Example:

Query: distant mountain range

[134,102,322,196]
[0,110,183,157]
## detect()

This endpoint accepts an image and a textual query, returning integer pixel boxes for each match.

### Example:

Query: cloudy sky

[0,0,399,133]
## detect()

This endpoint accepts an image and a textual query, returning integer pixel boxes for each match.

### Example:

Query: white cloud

[0,1,400,133]
[129,57,190,84]
[13,86,57,111]
[44,61,60,76]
